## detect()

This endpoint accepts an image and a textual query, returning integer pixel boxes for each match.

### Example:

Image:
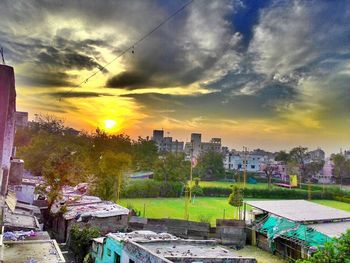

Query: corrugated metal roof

[310,221,350,238]
[246,200,350,222]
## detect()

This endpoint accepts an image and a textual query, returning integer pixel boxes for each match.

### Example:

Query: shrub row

[121,179,350,202]
[121,180,183,198]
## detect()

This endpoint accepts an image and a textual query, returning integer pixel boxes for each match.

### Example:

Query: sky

[1,0,350,154]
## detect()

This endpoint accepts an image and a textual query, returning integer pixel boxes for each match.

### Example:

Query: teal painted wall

[93,237,124,263]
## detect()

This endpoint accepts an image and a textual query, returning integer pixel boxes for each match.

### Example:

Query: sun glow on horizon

[104,119,117,131]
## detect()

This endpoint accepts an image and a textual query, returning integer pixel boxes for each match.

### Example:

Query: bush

[69,225,100,263]
[197,214,212,224]
[191,185,204,196]
[121,180,183,198]
[201,186,335,199]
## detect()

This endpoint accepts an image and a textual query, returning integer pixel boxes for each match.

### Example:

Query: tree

[69,225,100,263]
[305,160,325,179]
[153,152,190,183]
[289,147,309,183]
[262,164,277,190]
[195,150,225,180]
[41,145,88,212]
[275,150,290,163]
[332,154,350,189]
[132,137,158,171]
[97,151,131,201]
[228,186,243,219]
[296,229,350,263]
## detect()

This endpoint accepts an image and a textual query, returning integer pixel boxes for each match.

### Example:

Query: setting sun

[104,119,117,130]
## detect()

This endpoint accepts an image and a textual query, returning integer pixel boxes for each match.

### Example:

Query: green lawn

[119,197,350,225]
[312,200,350,212]
[120,197,238,224]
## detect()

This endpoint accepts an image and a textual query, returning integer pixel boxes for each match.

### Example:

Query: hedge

[121,179,350,202]
[201,187,334,199]
[121,180,183,198]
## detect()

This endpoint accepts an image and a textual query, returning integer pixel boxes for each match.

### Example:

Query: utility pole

[243,146,247,188]
[184,141,194,220]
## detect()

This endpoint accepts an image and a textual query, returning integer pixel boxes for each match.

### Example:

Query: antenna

[0,47,5,64]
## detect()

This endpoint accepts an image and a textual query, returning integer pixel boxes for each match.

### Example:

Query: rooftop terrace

[2,240,65,263]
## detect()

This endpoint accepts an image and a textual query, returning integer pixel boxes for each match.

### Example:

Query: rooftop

[2,240,65,263]
[310,220,350,238]
[61,201,129,220]
[246,200,350,223]
[108,231,254,262]
[142,240,238,260]
[4,211,40,230]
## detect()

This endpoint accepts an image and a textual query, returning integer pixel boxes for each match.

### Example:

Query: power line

[59,0,194,101]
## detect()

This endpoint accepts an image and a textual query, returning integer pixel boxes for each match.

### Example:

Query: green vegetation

[312,200,350,212]
[120,197,350,225]
[120,197,238,224]
[69,225,100,263]
[297,229,350,263]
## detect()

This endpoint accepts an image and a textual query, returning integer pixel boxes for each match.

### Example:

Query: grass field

[119,197,350,225]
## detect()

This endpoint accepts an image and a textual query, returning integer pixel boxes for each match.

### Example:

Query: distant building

[15,111,28,127]
[313,158,334,184]
[91,231,257,263]
[308,148,325,162]
[151,129,184,153]
[185,133,223,160]
[224,152,265,173]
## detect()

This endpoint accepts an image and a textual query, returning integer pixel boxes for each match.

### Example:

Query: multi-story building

[308,148,325,162]
[151,130,184,154]
[224,151,266,173]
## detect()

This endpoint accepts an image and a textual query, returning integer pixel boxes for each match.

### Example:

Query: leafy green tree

[296,229,350,263]
[97,151,131,201]
[228,186,243,219]
[305,160,325,179]
[69,225,100,263]
[275,150,290,163]
[195,150,225,180]
[332,154,350,189]
[132,137,158,171]
[153,152,190,183]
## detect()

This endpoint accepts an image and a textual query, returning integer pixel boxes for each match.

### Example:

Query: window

[129,260,135,263]
[251,165,255,169]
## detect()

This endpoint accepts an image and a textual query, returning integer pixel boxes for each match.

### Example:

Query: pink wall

[0,65,16,194]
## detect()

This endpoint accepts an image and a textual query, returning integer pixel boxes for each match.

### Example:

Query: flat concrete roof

[108,231,255,262]
[310,221,350,238]
[2,240,65,262]
[142,240,240,260]
[246,200,350,222]
[3,211,40,230]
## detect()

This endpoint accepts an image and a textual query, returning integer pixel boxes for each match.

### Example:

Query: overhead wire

[59,0,194,101]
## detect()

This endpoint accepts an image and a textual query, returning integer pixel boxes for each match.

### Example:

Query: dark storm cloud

[47,91,114,98]
[36,46,104,71]
[106,71,150,89]
[121,82,299,120]
[17,71,76,87]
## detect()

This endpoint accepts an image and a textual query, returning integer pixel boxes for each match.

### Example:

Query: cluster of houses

[152,129,342,184]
